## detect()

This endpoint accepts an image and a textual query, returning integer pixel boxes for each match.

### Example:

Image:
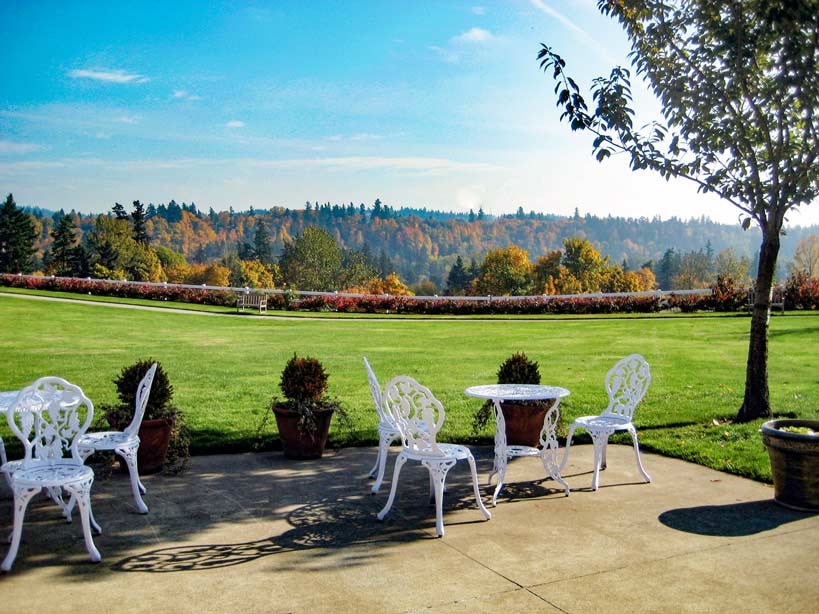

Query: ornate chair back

[383,376,446,457]
[7,377,94,469]
[123,363,158,438]
[363,357,391,427]
[601,354,651,421]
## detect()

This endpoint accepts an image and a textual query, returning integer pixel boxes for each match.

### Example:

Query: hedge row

[3,273,815,315]
[0,274,236,307]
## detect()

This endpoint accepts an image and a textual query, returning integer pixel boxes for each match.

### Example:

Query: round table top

[464,384,570,401]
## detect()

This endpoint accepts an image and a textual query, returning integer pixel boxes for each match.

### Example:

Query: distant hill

[28,200,818,286]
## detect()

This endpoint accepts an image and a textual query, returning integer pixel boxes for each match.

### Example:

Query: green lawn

[1,291,817,482]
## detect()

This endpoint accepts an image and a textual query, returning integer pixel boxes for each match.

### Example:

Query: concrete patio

[1,444,817,613]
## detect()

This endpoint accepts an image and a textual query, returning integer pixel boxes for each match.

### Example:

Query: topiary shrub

[496,352,541,385]
[113,359,175,420]
[280,354,328,402]
[101,358,189,474]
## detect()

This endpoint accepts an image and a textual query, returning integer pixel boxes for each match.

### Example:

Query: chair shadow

[111,497,424,573]
[658,500,817,537]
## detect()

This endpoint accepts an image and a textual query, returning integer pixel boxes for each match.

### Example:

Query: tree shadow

[658,500,817,536]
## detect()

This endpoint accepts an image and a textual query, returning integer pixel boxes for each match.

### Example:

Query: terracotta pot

[135,418,174,474]
[272,404,335,460]
[500,400,554,447]
[761,419,819,511]
[107,414,174,474]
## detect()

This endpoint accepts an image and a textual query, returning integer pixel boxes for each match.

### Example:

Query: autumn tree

[789,235,819,278]
[539,1,819,421]
[715,248,752,286]
[474,245,534,296]
[0,193,37,273]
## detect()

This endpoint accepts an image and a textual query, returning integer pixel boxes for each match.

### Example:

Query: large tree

[278,226,343,291]
[0,193,37,273]
[539,0,819,422]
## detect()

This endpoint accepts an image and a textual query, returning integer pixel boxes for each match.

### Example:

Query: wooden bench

[747,287,785,314]
[236,292,267,313]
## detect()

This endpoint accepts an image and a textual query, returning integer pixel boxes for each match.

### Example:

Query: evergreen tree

[0,193,37,273]
[445,256,471,295]
[131,200,149,244]
[49,213,81,276]
[111,202,129,220]
[253,220,273,264]
[377,247,392,278]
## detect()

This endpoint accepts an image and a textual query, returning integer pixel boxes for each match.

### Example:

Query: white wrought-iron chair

[1,377,102,572]
[73,362,157,514]
[560,354,652,491]
[363,357,400,494]
[376,376,491,537]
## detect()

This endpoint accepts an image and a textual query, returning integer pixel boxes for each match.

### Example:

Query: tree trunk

[736,229,780,423]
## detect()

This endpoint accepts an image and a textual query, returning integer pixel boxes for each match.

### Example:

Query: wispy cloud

[428,45,460,64]
[225,120,245,128]
[67,69,149,84]
[0,140,43,154]
[249,156,503,175]
[529,0,597,45]
[452,27,494,44]
[472,6,486,16]
[116,115,140,124]
[173,90,201,101]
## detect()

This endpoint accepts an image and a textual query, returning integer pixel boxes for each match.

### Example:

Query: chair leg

[0,437,6,467]
[628,426,651,483]
[64,480,101,563]
[559,423,578,472]
[590,432,608,491]
[370,432,394,494]
[377,454,406,521]
[424,459,455,537]
[2,485,39,572]
[117,444,149,513]
[466,453,491,521]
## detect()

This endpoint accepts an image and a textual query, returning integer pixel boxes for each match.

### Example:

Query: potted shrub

[102,359,189,474]
[472,352,554,447]
[761,418,819,511]
[269,354,344,459]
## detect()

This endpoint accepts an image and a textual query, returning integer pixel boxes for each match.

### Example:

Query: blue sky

[2,0,817,226]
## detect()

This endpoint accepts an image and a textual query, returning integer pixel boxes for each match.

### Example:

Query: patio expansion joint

[432,539,571,614]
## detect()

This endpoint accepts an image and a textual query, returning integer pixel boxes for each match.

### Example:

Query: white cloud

[452,27,494,44]
[95,132,112,140]
[472,6,486,16]
[67,69,149,84]
[116,115,139,124]
[225,120,245,128]
[0,140,43,154]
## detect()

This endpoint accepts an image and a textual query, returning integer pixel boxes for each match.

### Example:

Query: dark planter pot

[761,419,819,512]
[500,401,554,447]
[107,415,174,474]
[272,405,335,460]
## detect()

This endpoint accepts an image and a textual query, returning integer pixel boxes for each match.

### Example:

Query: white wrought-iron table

[464,384,570,505]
